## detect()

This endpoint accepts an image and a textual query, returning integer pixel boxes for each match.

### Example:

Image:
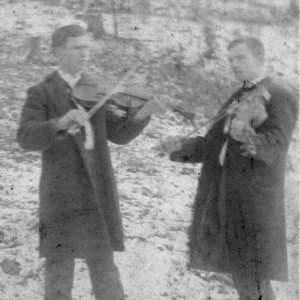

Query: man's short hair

[228,37,265,62]
[52,24,86,49]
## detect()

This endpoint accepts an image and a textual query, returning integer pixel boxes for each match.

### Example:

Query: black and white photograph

[0,0,299,299]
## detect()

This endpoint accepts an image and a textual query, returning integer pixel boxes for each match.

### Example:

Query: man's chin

[235,76,247,83]
[233,71,243,80]
[75,66,85,74]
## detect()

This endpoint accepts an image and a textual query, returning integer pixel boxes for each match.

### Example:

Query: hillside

[0,1,298,299]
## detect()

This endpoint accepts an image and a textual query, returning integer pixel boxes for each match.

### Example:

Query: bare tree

[111,0,119,37]
[42,0,61,5]
[76,7,104,39]
[288,0,299,19]
[135,0,151,23]
[23,35,45,65]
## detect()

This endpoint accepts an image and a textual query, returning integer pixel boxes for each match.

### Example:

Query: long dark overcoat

[17,71,149,258]
[170,80,298,281]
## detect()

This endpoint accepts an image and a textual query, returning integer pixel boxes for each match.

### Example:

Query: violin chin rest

[107,92,149,108]
[73,86,150,107]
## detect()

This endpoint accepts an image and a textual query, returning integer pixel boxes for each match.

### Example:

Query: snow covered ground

[0,1,298,299]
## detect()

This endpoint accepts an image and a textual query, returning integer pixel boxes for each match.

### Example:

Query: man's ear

[53,46,63,58]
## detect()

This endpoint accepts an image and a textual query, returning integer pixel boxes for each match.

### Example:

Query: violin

[72,73,197,127]
[72,73,152,112]
[69,70,198,150]
[223,77,273,155]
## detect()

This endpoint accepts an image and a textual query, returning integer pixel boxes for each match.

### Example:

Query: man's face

[55,34,91,74]
[228,43,263,83]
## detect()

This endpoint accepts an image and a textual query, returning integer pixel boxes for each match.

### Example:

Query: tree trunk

[90,0,103,8]
[43,0,61,5]
[135,0,151,23]
[202,25,217,60]
[64,0,86,11]
[288,0,299,19]
[24,35,45,65]
[111,0,119,37]
[76,10,104,39]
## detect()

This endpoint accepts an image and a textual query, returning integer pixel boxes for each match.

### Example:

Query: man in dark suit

[17,24,164,300]
[163,37,298,300]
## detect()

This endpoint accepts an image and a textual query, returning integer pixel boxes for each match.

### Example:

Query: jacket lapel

[44,71,124,250]
[44,71,89,150]
[45,72,106,207]
[44,71,73,117]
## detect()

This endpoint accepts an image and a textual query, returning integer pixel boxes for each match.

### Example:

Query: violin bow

[184,77,275,138]
[169,99,229,137]
[87,63,142,119]
[184,110,228,137]
[171,104,200,133]
[68,63,142,149]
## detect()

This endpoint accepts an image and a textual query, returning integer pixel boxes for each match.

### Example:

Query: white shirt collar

[251,76,265,86]
[244,75,265,89]
[56,68,82,89]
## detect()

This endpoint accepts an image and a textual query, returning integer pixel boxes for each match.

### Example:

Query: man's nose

[231,61,241,72]
[80,48,89,59]
[230,59,238,68]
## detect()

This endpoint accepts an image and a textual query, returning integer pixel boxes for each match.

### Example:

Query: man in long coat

[165,37,298,299]
[17,24,161,300]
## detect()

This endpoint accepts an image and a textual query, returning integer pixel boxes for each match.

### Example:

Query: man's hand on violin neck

[160,136,184,154]
[57,109,89,130]
[134,96,171,120]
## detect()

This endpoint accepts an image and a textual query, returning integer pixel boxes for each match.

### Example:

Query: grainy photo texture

[0,0,299,299]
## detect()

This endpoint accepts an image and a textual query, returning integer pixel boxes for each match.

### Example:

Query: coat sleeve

[169,136,206,163]
[17,86,65,151]
[105,106,150,145]
[249,86,298,165]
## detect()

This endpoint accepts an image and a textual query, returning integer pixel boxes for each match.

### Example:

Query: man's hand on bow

[159,136,184,154]
[134,96,171,120]
[57,109,89,130]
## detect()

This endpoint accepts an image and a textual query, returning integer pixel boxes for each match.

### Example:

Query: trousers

[232,274,275,300]
[44,255,125,300]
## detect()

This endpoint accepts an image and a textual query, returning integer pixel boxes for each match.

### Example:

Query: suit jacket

[170,80,298,280]
[17,71,150,257]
